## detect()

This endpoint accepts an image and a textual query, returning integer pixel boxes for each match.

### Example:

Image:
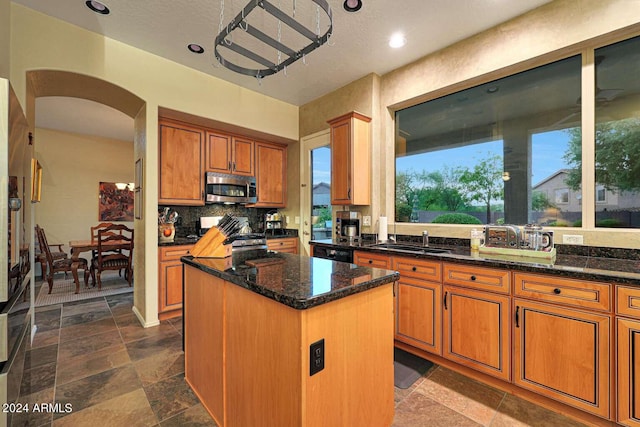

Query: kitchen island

[181,250,400,427]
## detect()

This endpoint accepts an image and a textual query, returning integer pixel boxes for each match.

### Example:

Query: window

[555,189,569,204]
[596,186,606,203]
[592,36,640,228]
[395,55,582,227]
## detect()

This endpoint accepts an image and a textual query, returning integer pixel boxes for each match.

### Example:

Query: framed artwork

[30,159,42,202]
[134,188,143,220]
[99,182,134,221]
[135,158,143,190]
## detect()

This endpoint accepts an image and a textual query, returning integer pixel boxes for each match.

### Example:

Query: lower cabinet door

[443,286,510,381]
[396,277,441,355]
[618,318,640,427]
[513,299,611,418]
[159,260,184,313]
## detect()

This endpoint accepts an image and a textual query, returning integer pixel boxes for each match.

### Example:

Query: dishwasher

[312,245,354,263]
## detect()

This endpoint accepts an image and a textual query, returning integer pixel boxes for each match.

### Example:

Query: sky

[311,130,572,188]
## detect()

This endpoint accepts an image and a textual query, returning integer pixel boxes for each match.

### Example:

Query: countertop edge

[311,241,640,286]
[181,255,399,310]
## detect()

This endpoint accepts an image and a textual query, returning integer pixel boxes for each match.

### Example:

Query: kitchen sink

[369,243,451,254]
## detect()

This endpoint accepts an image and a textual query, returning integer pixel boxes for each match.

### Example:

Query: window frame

[388,29,640,233]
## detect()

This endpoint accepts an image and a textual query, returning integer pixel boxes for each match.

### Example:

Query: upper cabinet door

[254,142,287,207]
[159,120,205,205]
[206,131,232,174]
[328,111,371,206]
[232,137,255,176]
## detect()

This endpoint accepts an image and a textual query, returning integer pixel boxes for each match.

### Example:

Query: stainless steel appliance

[205,172,257,204]
[335,211,361,243]
[198,216,267,251]
[484,225,520,248]
[312,246,354,263]
[1,80,31,426]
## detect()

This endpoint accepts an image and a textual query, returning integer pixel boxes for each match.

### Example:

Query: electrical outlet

[563,234,584,245]
[363,216,371,226]
[309,339,324,376]
[295,216,300,224]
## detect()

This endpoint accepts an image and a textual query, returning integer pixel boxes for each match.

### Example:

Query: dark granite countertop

[159,237,200,247]
[311,239,640,286]
[181,249,399,310]
[159,230,299,247]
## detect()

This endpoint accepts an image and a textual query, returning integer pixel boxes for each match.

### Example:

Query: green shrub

[547,220,569,227]
[431,213,482,224]
[572,220,582,227]
[596,218,626,227]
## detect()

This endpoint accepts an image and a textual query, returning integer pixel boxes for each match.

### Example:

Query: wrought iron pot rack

[214,0,333,79]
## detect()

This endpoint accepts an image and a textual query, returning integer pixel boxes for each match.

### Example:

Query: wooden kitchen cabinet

[266,237,298,254]
[513,298,612,418]
[443,285,510,380]
[206,131,254,176]
[254,141,287,207]
[393,257,442,355]
[354,251,391,269]
[159,119,205,205]
[617,286,640,427]
[158,244,193,319]
[328,111,371,205]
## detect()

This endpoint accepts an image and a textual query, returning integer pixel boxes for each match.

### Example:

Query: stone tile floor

[13,289,587,427]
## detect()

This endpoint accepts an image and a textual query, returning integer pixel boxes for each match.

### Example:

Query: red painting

[99,182,134,222]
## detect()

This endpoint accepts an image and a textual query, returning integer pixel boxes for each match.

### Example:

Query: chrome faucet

[422,230,429,247]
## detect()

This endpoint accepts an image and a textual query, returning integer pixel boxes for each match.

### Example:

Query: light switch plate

[363,216,371,226]
[295,216,300,224]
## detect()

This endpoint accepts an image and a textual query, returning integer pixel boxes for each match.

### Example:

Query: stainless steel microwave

[205,172,257,204]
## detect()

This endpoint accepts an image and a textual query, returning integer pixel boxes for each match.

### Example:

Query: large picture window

[395,35,640,229]
[591,36,640,228]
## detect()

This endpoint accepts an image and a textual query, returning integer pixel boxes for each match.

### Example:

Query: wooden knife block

[191,227,232,258]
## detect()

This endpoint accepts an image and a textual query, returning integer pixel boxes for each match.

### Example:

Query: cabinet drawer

[354,251,391,269]
[393,257,441,283]
[159,245,194,262]
[514,273,611,312]
[617,286,640,318]
[443,264,509,294]
[267,238,297,251]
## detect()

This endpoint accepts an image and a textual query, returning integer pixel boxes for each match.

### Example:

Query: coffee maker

[335,211,361,243]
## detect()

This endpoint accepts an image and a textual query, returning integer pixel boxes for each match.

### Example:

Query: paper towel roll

[378,216,388,242]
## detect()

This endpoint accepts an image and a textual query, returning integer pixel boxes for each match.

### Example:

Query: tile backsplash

[161,205,275,237]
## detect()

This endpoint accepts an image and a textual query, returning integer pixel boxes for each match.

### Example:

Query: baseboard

[132,305,160,328]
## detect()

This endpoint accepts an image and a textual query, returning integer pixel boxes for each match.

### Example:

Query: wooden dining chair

[35,224,68,279]
[90,222,128,277]
[90,223,134,290]
[36,225,89,294]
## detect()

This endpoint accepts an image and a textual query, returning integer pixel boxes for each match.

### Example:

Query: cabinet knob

[470,275,476,281]
[553,288,561,295]
[412,266,417,272]
[368,260,373,264]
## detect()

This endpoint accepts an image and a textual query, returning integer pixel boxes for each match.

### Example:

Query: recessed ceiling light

[85,1,110,15]
[343,0,362,12]
[389,33,406,49]
[188,44,205,54]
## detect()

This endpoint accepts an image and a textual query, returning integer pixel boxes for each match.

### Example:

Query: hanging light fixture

[214,0,333,80]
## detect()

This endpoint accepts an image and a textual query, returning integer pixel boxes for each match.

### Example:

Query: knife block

[191,227,232,258]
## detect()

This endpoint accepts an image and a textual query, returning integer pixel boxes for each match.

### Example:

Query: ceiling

[16,0,553,141]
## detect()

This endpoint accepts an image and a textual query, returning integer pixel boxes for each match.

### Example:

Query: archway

[26,69,147,317]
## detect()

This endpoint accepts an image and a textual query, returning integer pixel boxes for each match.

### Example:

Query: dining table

[69,239,127,293]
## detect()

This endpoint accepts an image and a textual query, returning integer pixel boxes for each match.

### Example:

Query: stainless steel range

[198,216,267,252]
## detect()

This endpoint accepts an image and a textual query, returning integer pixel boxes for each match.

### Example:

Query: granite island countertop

[311,239,640,287]
[181,249,399,310]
